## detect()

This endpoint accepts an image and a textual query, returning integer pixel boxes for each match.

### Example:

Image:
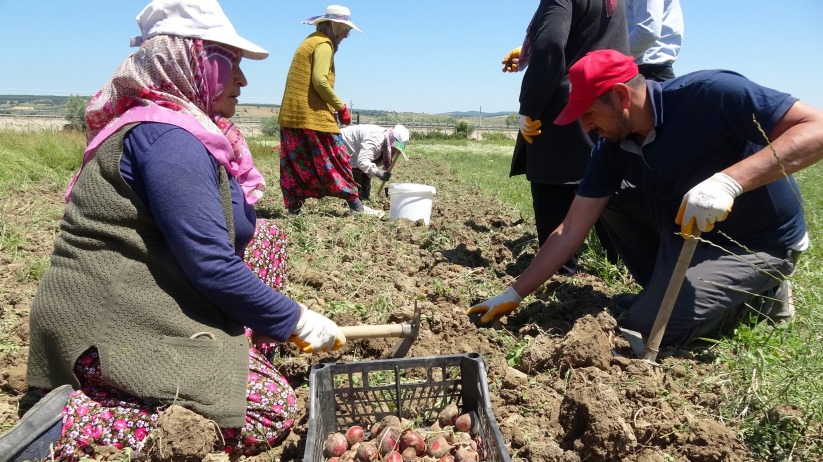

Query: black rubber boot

[0,384,73,462]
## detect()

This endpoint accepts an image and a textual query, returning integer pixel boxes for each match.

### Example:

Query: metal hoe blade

[619,327,647,358]
[389,300,421,358]
[338,300,422,358]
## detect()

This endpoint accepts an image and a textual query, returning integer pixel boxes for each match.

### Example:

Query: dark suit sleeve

[519,0,573,117]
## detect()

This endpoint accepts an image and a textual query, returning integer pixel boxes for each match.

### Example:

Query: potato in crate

[304,353,510,461]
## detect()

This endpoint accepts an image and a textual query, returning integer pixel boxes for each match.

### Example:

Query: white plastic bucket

[388,183,437,225]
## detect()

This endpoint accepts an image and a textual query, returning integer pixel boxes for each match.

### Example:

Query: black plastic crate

[304,353,510,462]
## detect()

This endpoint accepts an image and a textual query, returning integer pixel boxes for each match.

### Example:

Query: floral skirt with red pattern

[52,219,295,459]
[54,347,298,459]
[279,127,359,209]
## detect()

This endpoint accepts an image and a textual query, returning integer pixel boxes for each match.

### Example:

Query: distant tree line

[64,95,90,131]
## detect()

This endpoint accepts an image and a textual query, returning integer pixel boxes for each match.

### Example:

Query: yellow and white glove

[289,304,346,353]
[465,287,523,324]
[501,47,521,72]
[518,115,542,144]
[675,172,743,235]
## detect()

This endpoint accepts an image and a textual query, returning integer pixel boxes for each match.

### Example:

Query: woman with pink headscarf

[4,1,346,459]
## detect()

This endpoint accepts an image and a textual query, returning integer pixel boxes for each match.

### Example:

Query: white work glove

[465,287,523,324]
[289,304,346,353]
[518,115,541,144]
[675,172,743,235]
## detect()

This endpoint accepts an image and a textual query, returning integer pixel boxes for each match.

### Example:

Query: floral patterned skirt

[52,219,295,460]
[279,127,359,209]
[244,218,288,292]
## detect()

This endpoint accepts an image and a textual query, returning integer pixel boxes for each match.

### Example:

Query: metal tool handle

[340,323,411,339]
[643,229,702,362]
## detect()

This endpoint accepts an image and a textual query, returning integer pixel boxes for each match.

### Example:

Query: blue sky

[1,1,821,114]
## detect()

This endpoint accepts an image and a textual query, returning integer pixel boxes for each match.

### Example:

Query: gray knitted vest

[27,124,249,427]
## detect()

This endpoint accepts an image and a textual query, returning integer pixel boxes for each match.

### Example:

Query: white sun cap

[392,124,410,151]
[303,5,362,33]
[129,0,269,60]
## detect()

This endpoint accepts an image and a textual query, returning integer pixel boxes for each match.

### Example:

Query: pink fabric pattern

[66,36,266,204]
[244,219,289,292]
[54,348,297,460]
[279,127,360,209]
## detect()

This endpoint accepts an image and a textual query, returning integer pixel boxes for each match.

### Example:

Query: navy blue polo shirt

[579,70,806,250]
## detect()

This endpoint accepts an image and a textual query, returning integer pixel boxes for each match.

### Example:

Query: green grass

[0,130,84,190]
[418,139,534,218]
[708,163,823,459]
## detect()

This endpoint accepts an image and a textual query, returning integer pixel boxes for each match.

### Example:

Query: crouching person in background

[341,124,410,200]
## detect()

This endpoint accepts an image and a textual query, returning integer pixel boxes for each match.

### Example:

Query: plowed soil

[0,148,770,461]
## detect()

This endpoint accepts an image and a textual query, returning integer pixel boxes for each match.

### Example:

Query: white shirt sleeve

[627,0,664,60]
[355,135,383,177]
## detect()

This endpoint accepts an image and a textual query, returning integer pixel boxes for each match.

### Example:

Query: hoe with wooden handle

[620,229,702,363]
[340,300,421,358]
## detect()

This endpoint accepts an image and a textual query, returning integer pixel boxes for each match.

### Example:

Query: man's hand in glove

[675,172,743,235]
[376,170,392,181]
[502,47,521,72]
[337,105,352,126]
[518,115,542,143]
[465,287,523,324]
[289,304,346,353]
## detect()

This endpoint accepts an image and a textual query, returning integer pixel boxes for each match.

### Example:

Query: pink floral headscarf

[65,35,266,204]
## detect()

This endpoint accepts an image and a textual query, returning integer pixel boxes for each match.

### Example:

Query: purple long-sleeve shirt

[119,123,300,341]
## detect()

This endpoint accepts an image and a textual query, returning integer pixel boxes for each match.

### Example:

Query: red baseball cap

[554,50,638,125]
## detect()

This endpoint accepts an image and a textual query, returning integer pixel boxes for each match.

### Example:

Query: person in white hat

[341,124,410,200]
[5,1,345,459]
[278,6,386,217]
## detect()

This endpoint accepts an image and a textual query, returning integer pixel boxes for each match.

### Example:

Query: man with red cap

[469,49,823,347]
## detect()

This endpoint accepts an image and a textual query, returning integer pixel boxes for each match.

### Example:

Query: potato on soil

[454,445,479,461]
[400,428,426,456]
[445,431,470,445]
[401,446,418,462]
[437,403,459,427]
[385,450,404,462]
[427,435,453,458]
[437,455,455,462]
[454,413,472,433]
[345,425,365,446]
[370,421,382,439]
[339,449,357,462]
[324,432,348,458]
[378,425,403,456]
[355,441,379,462]
[380,414,402,429]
